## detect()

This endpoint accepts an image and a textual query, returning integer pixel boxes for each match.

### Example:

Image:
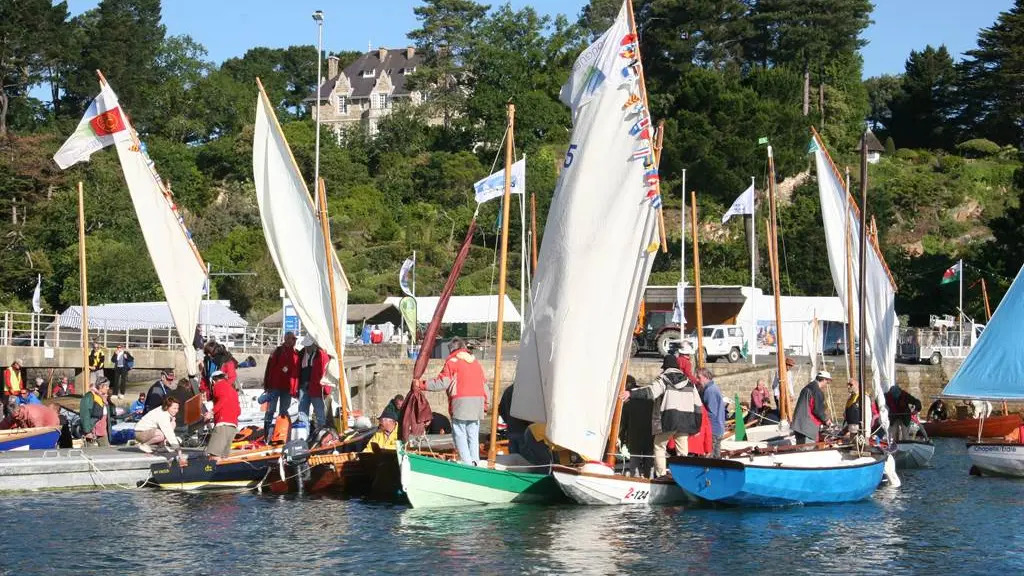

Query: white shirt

[134,407,180,448]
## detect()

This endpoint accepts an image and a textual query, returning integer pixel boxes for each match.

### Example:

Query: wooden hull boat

[922,414,1021,438]
[0,427,61,451]
[551,463,689,506]
[668,448,886,507]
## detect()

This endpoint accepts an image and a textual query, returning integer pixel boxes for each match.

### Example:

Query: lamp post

[312,10,324,206]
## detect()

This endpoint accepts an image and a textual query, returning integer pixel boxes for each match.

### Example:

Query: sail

[812,137,895,430]
[105,82,206,375]
[942,263,1024,400]
[511,1,660,461]
[253,84,351,400]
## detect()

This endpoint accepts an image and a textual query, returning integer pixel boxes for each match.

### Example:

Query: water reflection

[1,438,1024,574]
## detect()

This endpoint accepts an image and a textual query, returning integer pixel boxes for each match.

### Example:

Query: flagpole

[78,182,90,393]
[680,169,686,334]
[519,175,526,337]
[750,176,756,366]
[959,258,964,355]
[691,191,705,368]
[312,10,324,206]
[411,250,416,297]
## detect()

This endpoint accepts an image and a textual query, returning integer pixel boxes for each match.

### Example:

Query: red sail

[399,218,478,439]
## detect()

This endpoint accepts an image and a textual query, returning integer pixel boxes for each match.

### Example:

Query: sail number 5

[623,486,649,501]
[564,144,578,168]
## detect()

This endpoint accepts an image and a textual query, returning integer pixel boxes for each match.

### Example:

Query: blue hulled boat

[0,427,61,451]
[668,448,886,507]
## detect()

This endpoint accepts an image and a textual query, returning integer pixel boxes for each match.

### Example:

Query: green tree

[0,0,69,136]
[887,45,958,150]
[958,0,1024,147]
[863,73,902,132]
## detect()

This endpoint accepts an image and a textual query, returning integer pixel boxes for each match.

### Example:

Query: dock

[0,447,166,491]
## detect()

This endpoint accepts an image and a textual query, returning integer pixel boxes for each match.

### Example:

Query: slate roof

[310,48,424,102]
[854,129,885,153]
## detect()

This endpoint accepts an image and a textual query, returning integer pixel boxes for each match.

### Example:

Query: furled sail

[511,1,660,461]
[105,82,207,375]
[942,262,1024,400]
[253,82,350,401]
[812,135,896,430]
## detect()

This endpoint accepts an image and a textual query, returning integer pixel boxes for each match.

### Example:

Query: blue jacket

[16,392,42,406]
[703,381,726,436]
[130,399,146,414]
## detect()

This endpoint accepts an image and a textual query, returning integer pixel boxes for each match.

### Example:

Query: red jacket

[211,378,240,426]
[675,355,697,383]
[300,347,331,398]
[264,345,298,394]
[437,350,487,416]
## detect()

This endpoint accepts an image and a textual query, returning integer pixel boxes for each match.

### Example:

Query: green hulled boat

[398,444,564,508]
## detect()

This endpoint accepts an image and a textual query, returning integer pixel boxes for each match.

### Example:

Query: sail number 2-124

[623,486,649,501]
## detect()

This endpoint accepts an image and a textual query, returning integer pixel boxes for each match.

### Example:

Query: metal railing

[0,311,301,356]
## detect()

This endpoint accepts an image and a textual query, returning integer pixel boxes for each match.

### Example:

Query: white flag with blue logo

[474,157,526,204]
[722,183,755,223]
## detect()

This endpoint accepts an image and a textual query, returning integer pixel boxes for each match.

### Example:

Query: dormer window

[361,69,375,78]
[400,66,416,75]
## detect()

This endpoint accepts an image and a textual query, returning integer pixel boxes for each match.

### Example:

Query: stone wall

[343,356,968,421]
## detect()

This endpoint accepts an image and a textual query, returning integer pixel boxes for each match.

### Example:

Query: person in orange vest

[263,332,298,440]
[2,359,23,416]
[418,337,489,465]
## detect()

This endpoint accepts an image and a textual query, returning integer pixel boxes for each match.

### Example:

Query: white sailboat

[252,79,352,422]
[811,130,933,469]
[941,263,1024,477]
[511,0,685,506]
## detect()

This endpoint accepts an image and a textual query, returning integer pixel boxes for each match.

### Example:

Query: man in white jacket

[134,396,181,453]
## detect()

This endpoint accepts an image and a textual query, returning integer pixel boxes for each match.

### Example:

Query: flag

[399,256,415,297]
[31,275,41,313]
[734,393,746,441]
[721,183,755,223]
[629,117,650,136]
[53,84,130,169]
[474,157,526,204]
[631,145,651,161]
[807,137,821,154]
[941,261,962,285]
[757,136,769,145]
[622,93,640,109]
[399,296,418,342]
[672,281,687,325]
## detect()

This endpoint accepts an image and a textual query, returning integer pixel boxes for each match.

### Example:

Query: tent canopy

[60,301,246,330]
[383,295,521,324]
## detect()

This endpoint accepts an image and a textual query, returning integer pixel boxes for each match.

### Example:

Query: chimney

[406,46,415,59]
[327,55,339,80]
[378,47,388,61]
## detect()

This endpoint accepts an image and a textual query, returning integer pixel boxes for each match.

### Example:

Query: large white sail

[511,1,660,461]
[105,83,206,375]
[812,138,895,430]
[253,85,351,400]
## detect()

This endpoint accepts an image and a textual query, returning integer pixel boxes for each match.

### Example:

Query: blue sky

[62,0,1015,79]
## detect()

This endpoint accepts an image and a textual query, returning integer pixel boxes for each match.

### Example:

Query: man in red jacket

[419,338,489,465]
[206,370,240,459]
[297,335,332,429]
[263,332,298,439]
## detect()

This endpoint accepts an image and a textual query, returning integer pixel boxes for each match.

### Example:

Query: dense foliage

[1,0,1023,327]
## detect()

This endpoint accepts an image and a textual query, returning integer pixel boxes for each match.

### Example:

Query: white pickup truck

[685,324,746,363]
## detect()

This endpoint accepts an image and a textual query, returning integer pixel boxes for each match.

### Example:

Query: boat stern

[667,456,747,503]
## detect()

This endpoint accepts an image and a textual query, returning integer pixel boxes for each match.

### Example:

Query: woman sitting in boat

[618,366,703,479]
[749,379,771,423]
[134,396,182,453]
[362,403,399,453]
[792,371,833,445]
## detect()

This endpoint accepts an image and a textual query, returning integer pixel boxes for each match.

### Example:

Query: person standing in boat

[619,375,654,477]
[144,369,177,416]
[498,384,530,455]
[263,332,299,441]
[79,378,111,447]
[418,337,489,466]
[697,368,725,458]
[663,342,698,382]
[206,370,240,460]
[2,359,23,413]
[885,384,922,440]
[297,336,331,429]
[618,366,704,478]
[842,379,862,436]
[772,357,796,409]
[792,371,832,445]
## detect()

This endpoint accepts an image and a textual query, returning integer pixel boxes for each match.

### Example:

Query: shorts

[205,425,238,457]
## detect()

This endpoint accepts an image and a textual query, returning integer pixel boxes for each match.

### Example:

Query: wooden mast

[317,178,349,430]
[487,103,515,466]
[604,120,665,466]
[857,133,869,442]
[625,0,667,253]
[78,182,90,391]
[981,278,992,321]
[691,190,705,368]
[530,193,538,274]
[767,146,791,421]
[844,167,857,380]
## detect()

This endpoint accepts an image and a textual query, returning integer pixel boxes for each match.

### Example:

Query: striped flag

[631,145,651,160]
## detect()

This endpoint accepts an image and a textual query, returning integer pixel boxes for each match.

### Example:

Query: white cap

[211,370,227,380]
[816,370,832,380]
[301,335,315,348]
[679,341,694,354]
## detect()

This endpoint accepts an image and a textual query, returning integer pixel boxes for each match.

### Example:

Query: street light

[312,10,324,206]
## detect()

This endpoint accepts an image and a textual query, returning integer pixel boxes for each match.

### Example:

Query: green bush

[956,138,1002,158]
[895,148,919,162]
[937,154,965,175]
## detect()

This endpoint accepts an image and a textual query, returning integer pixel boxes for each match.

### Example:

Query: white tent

[383,295,521,324]
[735,287,846,356]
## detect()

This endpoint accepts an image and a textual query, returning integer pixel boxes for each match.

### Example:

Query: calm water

[1,439,1022,575]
